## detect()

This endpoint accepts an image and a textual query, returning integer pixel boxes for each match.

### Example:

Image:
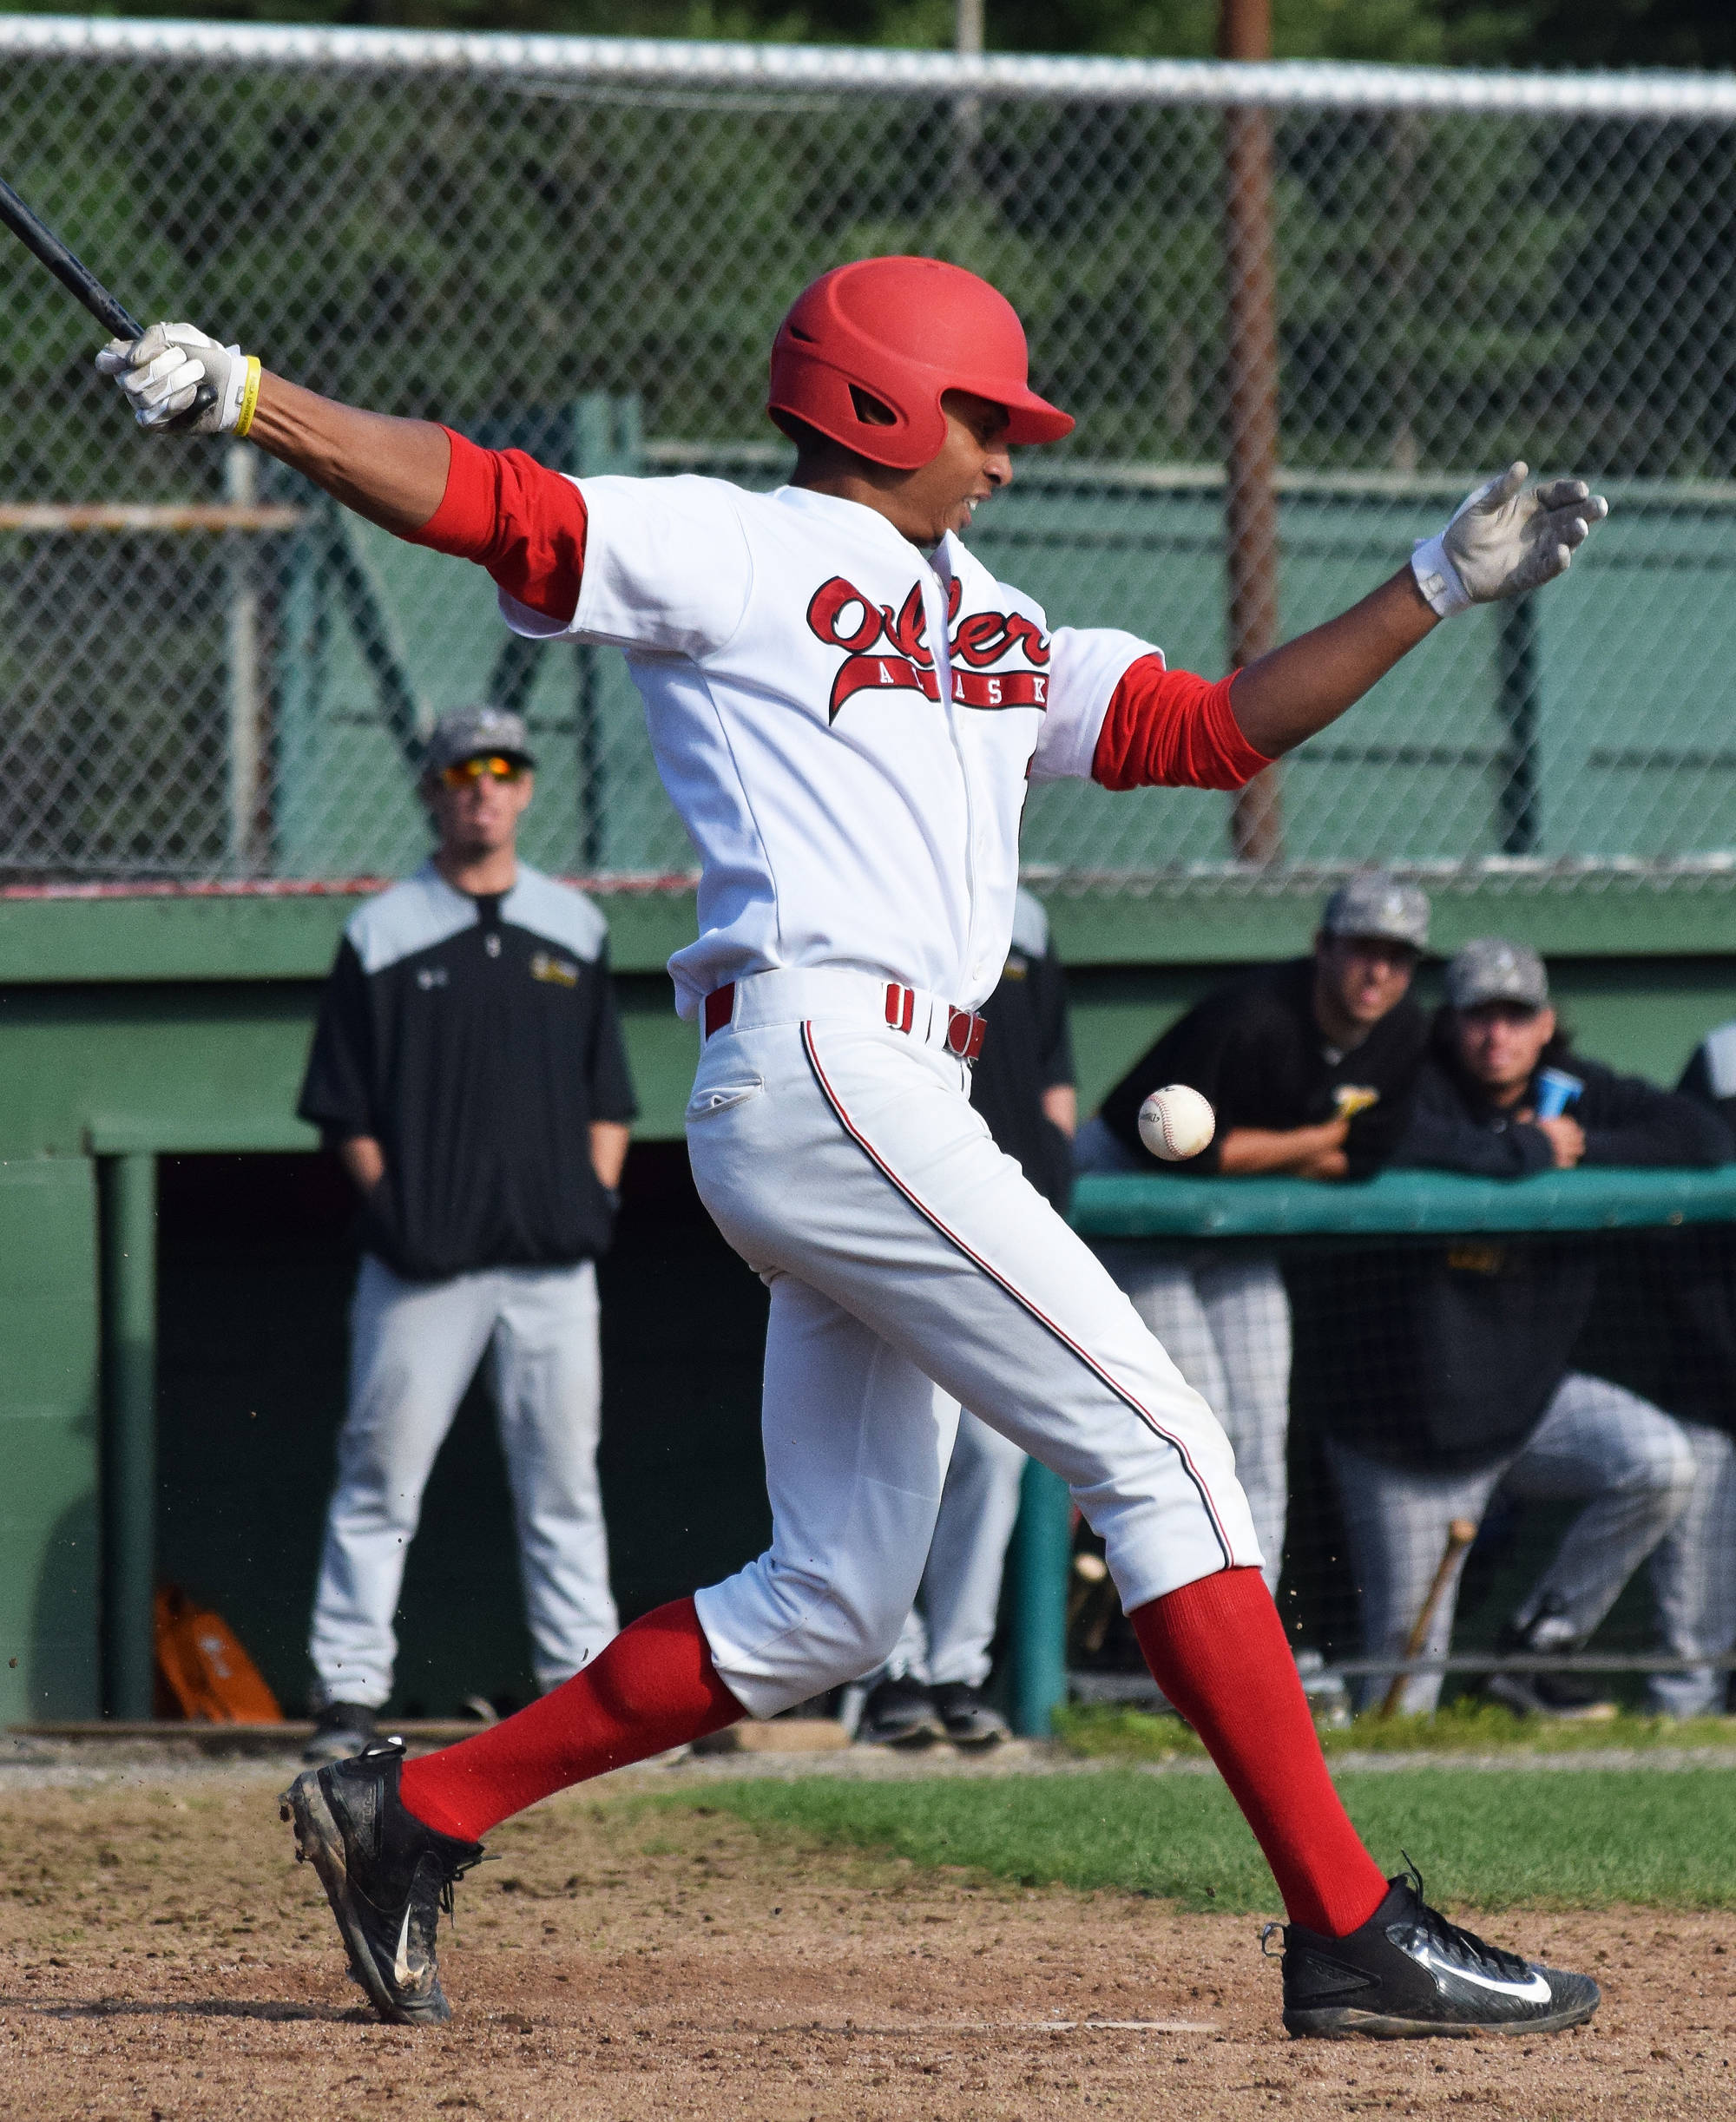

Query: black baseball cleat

[279,1737,484,2026]
[856,1674,945,1747]
[1274,1866,1600,2040]
[930,1681,1011,1748]
[301,1699,379,1764]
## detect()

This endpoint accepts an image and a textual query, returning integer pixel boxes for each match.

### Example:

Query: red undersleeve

[403,427,589,626]
[1132,1569,1388,1938]
[1090,657,1272,791]
[399,1598,742,1843]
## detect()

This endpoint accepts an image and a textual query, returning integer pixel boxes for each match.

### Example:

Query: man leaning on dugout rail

[1072,870,1430,1677]
[1307,937,1731,1721]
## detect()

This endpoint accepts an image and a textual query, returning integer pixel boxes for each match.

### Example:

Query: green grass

[670,1766,1736,1913]
[1055,1697,1736,1761]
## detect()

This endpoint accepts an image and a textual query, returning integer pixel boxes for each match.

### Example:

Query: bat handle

[159,380,221,434]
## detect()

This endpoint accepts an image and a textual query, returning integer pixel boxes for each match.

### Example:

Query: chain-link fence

[4,21,1736,890]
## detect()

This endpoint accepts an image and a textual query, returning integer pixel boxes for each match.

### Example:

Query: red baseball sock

[398,1598,742,1843]
[1132,1567,1387,1938]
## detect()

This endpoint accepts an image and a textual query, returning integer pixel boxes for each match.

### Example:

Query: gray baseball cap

[1445,936,1550,1012]
[1320,872,1430,951]
[422,705,536,776]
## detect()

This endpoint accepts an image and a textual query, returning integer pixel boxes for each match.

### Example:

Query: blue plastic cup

[1535,1068,1584,1120]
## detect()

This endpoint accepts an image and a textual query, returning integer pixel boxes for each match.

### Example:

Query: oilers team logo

[806,575,1050,724]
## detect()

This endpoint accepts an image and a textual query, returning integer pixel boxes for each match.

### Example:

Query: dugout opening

[151,1141,770,1718]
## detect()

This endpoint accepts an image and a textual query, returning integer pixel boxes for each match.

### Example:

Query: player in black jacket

[1570,1022,1736,1715]
[297,705,638,1762]
[1075,872,1429,1612]
[1314,937,1723,1717]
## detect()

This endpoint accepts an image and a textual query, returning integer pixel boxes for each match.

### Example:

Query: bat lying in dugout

[1378,1516,1480,1720]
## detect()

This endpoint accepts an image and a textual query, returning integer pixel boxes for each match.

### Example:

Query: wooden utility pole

[1220,0,1284,864]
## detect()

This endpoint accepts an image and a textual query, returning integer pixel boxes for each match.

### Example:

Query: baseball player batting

[100,265,1606,2040]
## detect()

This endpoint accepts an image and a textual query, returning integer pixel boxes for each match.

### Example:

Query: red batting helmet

[767,256,1074,470]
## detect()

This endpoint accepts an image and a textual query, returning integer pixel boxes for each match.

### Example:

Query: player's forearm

[590,1122,631,1193]
[1227,568,1437,759]
[247,371,450,535]
[1217,1122,1348,1176]
[1041,1085,1078,1139]
[338,1134,386,1195]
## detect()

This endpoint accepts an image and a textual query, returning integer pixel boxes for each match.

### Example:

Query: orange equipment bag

[153,1585,283,1723]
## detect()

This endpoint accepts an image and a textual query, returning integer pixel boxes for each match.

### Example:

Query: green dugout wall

[4,880,1736,1726]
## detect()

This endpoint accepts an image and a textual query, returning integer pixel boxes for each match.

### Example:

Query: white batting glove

[1410,463,1608,617]
[95,322,261,437]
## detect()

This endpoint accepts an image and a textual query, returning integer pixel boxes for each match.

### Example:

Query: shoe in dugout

[302,1699,379,1764]
[1484,1600,1619,1723]
[930,1680,1011,1748]
[856,1673,945,1747]
[281,1738,483,2025]
[1275,1863,1600,2039]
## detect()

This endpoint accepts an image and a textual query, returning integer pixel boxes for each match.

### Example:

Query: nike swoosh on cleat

[1416,1949,1551,2003]
[393,1905,416,1989]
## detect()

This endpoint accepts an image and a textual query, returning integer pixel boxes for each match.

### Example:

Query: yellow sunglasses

[440,753,526,789]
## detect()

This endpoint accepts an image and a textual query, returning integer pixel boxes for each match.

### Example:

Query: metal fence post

[225,443,262,874]
[1009,1456,1071,1738]
[100,1153,157,1721]
[571,394,644,870]
[1221,0,1285,865]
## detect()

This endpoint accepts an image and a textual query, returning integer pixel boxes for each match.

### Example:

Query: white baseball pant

[1647,1419,1736,1718]
[683,969,1259,1720]
[1090,1242,1291,1598]
[1325,1370,1696,1715]
[308,1252,619,1707]
[884,1410,1029,1690]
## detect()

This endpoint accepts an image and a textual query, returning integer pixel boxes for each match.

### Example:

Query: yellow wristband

[233,355,262,440]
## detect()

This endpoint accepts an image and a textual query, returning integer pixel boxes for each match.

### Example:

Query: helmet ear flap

[768,351,945,470]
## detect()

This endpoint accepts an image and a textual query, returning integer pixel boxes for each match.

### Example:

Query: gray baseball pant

[884,1409,1029,1690]
[1325,1370,1697,1716]
[308,1252,619,1708]
[1091,1242,1291,1597]
[1647,1419,1736,1718]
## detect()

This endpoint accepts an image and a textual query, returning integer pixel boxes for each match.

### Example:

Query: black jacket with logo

[298,861,638,1281]
[1573,1027,1736,1436]
[1098,957,1425,1179]
[969,890,1076,1214]
[1299,1037,1732,1470]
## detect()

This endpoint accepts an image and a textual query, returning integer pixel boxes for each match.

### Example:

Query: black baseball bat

[0,172,145,339]
[0,171,217,419]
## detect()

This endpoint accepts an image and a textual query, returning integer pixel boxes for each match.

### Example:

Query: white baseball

[1138,1084,1215,1162]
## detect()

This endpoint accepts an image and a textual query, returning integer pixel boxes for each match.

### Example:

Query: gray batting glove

[95,322,259,437]
[1410,462,1609,618]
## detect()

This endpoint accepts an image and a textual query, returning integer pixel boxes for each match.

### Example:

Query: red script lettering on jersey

[806,575,1050,723]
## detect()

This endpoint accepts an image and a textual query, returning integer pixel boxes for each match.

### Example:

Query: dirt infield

[0,1766,1729,2120]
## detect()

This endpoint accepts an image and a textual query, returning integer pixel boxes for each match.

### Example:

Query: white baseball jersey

[497,477,1156,1020]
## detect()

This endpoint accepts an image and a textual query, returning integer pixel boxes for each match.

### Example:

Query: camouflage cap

[1320,872,1430,950]
[422,704,536,776]
[1445,936,1550,1012]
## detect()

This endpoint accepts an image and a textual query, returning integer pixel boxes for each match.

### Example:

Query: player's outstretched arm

[95,325,449,535]
[1228,464,1608,760]
[246,372,449,535]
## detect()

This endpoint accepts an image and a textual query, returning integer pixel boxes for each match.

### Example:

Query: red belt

[702,978,985,1063]
[703,983,736,1039]
[884,980,986,1063]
